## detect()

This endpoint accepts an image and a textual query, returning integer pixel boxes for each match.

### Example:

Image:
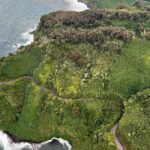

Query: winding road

[111,124,125,150]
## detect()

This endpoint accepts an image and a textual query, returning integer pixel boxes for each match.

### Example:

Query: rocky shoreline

[0,131,71,150]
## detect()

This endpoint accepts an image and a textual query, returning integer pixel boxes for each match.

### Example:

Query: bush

[70,51,86,67]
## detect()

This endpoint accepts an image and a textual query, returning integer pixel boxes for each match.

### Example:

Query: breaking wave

[0,131,72,150]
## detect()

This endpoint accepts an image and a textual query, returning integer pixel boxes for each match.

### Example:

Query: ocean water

[0,0,88,57]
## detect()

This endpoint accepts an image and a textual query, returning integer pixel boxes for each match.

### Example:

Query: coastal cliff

[0,1,150,150]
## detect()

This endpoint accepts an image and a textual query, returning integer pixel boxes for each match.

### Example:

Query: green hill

[0,2,150,150]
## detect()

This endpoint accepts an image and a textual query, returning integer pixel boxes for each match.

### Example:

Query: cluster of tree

[146,31,150,40]
[63,9,150,28]
[37,10,77,33]
[70,51,86,67]
[135,24,150,39]
[34,9,150,44]
[63,9,111,28]
[50,26,133,46]
[102,41,122,54]
[37,9,150,36]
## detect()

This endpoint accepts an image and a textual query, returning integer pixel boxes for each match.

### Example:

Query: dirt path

[111,124,125,150]
[0,76,32,85]
[0,76,97,101]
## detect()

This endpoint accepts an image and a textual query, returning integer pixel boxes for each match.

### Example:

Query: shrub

[70,51,86,67]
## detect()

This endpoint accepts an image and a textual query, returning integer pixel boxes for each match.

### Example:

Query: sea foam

[65,0,88,11]
[14,0,88,49]
[0,131,72,150]
[14,27,36,48]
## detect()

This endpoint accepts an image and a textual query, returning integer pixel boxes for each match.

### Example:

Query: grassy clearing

[109,38,150,98]
[111,19,138,31]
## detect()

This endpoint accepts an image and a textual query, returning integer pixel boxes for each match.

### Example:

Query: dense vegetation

[119,89,150,149]
[0,1,150,150]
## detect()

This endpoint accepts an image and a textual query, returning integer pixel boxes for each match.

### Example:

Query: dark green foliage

[119,89,150,149]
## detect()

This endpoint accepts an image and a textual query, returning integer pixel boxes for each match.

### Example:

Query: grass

[0,78,31,130]
[111,19,138,31]
[109,38,150,98]
[0,44,43,80]
[119,89,150,149]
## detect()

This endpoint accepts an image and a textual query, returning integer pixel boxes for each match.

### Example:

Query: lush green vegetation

[0,44,44,81]
[119,89,150,150]
[0,2,150,150]
[109,38,150,98]
[0,78,31,129]
[0,78,123,149]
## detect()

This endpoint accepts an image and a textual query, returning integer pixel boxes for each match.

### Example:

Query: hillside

[0,2,150,150]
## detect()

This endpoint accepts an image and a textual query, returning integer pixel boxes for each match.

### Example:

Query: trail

[111,124,125,150]
[0,76,126,150]
[0,76,32,85]
[0,76,98,101]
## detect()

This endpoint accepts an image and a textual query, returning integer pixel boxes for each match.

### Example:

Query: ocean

[0,0,88,57]
[0,0,88,149]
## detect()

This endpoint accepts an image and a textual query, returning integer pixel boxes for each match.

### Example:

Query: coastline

[14,27,36,49]
[0,1,127,149]
[0,1,150,150]
[0,0,87,58]
[12,0,88,54]
[0,1,123,149]
[0,131,72,150]
[0,0,88,149]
